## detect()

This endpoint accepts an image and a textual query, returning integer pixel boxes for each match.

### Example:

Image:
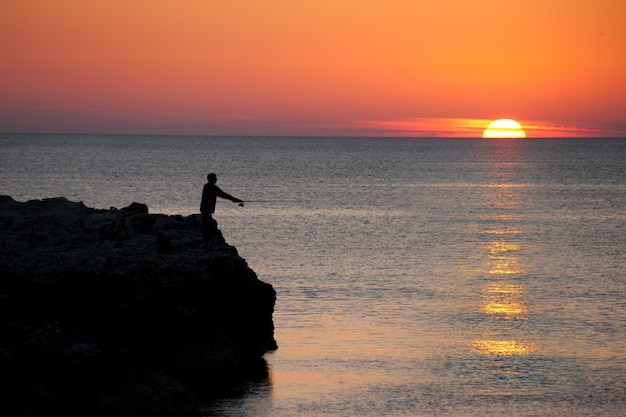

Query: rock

[0,196,277,416]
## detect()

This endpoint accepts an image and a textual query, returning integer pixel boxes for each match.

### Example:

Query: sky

[1,0,625,138]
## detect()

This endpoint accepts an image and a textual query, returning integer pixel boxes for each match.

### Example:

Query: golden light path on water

[472,161,535,358]
[481,282,525,318]
[473,340,536,356]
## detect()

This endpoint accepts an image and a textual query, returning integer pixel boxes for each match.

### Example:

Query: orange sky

[1,0,625,137]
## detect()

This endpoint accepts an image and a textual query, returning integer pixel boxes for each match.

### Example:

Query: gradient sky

[2,0,625,137]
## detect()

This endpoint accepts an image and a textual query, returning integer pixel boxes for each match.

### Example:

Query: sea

[1,134,625,416]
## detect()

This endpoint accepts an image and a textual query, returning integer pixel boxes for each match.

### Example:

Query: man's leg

[202,212,214,246]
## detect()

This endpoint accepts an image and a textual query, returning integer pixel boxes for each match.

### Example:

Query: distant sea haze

[2,134,625,416]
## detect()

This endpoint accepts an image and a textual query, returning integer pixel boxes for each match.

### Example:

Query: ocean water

[1,134,625,416]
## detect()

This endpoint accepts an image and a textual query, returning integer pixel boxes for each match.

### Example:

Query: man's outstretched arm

[215,187,244,204]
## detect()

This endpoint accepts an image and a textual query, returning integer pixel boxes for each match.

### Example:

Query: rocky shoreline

[0,196,277,416]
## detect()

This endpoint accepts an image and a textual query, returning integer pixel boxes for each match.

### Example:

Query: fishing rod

[233,200,294,207]
[234,200,310,207]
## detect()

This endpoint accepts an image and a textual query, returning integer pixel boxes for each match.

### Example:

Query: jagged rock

[0,196,277,416]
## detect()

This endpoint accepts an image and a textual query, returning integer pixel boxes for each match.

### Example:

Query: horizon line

[2,131,625,140]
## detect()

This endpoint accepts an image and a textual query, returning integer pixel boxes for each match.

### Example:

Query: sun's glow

[483,119,526,139]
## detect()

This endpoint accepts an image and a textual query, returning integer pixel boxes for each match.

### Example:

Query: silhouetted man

[200,173,244,247]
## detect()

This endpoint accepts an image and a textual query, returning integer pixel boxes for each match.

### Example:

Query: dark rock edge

[0,196,277,416]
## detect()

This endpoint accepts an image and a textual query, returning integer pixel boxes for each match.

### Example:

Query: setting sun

[483,119,527,139]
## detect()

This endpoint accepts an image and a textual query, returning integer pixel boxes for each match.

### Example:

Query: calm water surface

[1,135,625,416]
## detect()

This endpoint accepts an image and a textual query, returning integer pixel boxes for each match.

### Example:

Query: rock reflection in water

[202,359,273,417]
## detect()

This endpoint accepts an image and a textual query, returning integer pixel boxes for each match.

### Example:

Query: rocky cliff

[0,196,277,416]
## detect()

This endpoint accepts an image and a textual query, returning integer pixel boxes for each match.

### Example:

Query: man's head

[207,173,217,183]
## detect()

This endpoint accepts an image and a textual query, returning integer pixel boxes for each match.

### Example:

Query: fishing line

[242,200,307,203]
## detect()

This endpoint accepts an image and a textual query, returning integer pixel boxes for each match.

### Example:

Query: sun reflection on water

[486,240,524,275]
[472,339,536,356]
[480,228,523,235]
[481,283,525,319]
[471,169,539,362]
[489,258,524,275]
[479,213,524,221]
[482,301,524,316]
[488,241,519,254]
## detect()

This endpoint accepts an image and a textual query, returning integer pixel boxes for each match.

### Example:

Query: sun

[483,119,526,139]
